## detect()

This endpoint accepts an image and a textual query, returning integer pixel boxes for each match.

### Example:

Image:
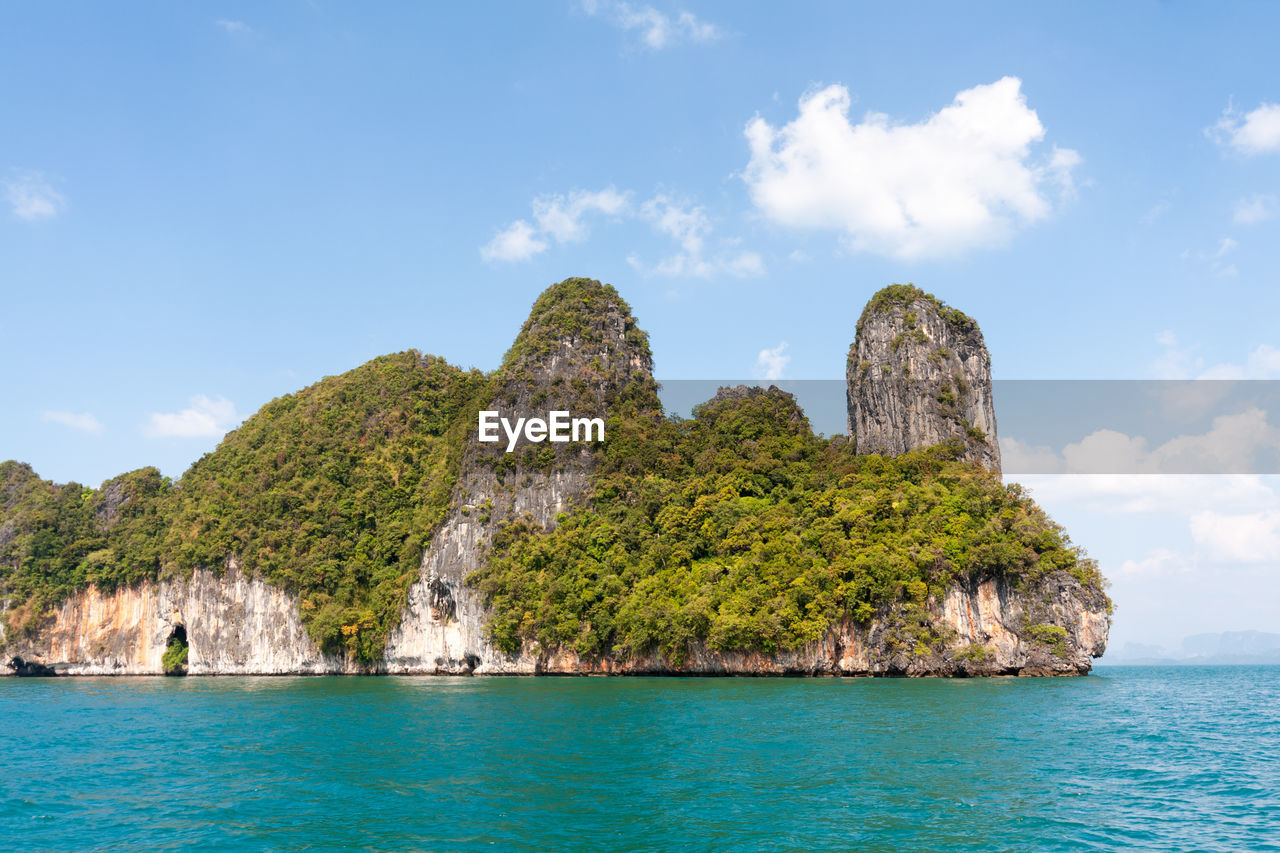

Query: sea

[2,666,1277,851]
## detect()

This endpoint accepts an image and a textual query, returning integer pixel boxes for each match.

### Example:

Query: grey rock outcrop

[383,278,658,673]
[847,284,1000,473]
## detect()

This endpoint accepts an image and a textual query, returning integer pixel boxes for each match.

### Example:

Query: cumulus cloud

[629,194,764,278]
[481,220,549,263]
[1116,548,1193,578]
[481,187,627,262]
[743,77,1078,259]
[1154,331,1280,381]
[1015,471,1280,650]
[484,186,759,278]
[532,187,629,242]
[1210,101,1280,155]
[4,170,65,221]
[1001,408,1280,476]
[1234,194,1277,224]
[755,342,789,380]
[1019,473,1280,519]
[145,395,240,439]
[1190,509,1280,563]
[42,410,103,434]
[582,0,721,49]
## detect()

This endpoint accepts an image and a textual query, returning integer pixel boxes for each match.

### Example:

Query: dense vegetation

[470,386,1104,663]
[0,462,171,635]
[857,282,978,336]
[1,352,488,663]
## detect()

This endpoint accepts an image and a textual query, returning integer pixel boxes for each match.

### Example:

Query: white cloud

[998,436,1066,475]
[1117,548,1193,578]
[532,187,629,242]
[1190,509,1280,563]
[673,10,719,42]
[4,170,65,221]
[582,1,722,49]
[1018,473,1280,518]
[1234,194,1277,224]
[1004,408,1280,476]
[743,77,1078,259]
[755,342,789,380]
[1246,344,1280,376]
[42,410,103,434]
[145,395,240,439]
[485,185,759,278]
[1211,101,1280,155]
[1152,331,1205,379]
[1045,145,1083,199]
[1199,344,1280,380]
[1156,331,1280,381]
[725,251,765,276]
[1015,472,1280,651]
[1180,236,1240,279]
[482,187,628,263]
[630,194,764,278]
[644,194,709,266]
[1060,429,1155,475]
[216,19,257,37]
[481,220,547,262]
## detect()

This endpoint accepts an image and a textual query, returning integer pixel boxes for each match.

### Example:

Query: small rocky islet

[1,278,1109,677]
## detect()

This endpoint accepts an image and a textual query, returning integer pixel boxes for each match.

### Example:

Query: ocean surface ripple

[2,666,1278,851]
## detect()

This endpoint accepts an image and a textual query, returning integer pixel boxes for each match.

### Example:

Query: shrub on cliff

[162,635,189,674]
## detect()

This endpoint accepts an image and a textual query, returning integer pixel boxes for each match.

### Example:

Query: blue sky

[3,2,1280,650]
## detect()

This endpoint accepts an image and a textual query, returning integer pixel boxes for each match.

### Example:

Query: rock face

[1,560,357,676]
[847,284,1001,473]
[1,566,1107,676]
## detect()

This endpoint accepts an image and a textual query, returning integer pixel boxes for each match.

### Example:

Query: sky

[3,2,1280,652]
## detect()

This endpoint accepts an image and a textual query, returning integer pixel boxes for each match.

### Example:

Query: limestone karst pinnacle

[846,284,1001,473]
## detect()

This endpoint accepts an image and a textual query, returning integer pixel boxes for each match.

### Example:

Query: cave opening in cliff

[162,625,189,676]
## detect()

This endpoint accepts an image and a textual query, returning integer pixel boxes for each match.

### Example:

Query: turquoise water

[2,667,1278,851]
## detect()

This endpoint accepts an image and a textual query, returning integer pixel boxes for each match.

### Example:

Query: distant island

[1,278,1110,677]
[1100,631,1280,666]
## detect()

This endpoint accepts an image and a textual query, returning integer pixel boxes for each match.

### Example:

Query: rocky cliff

[847,284,1001,473]
[3,560,356,676]
[383,278,657,673]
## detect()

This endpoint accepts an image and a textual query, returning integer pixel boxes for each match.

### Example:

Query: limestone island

[1,279,1110,677]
